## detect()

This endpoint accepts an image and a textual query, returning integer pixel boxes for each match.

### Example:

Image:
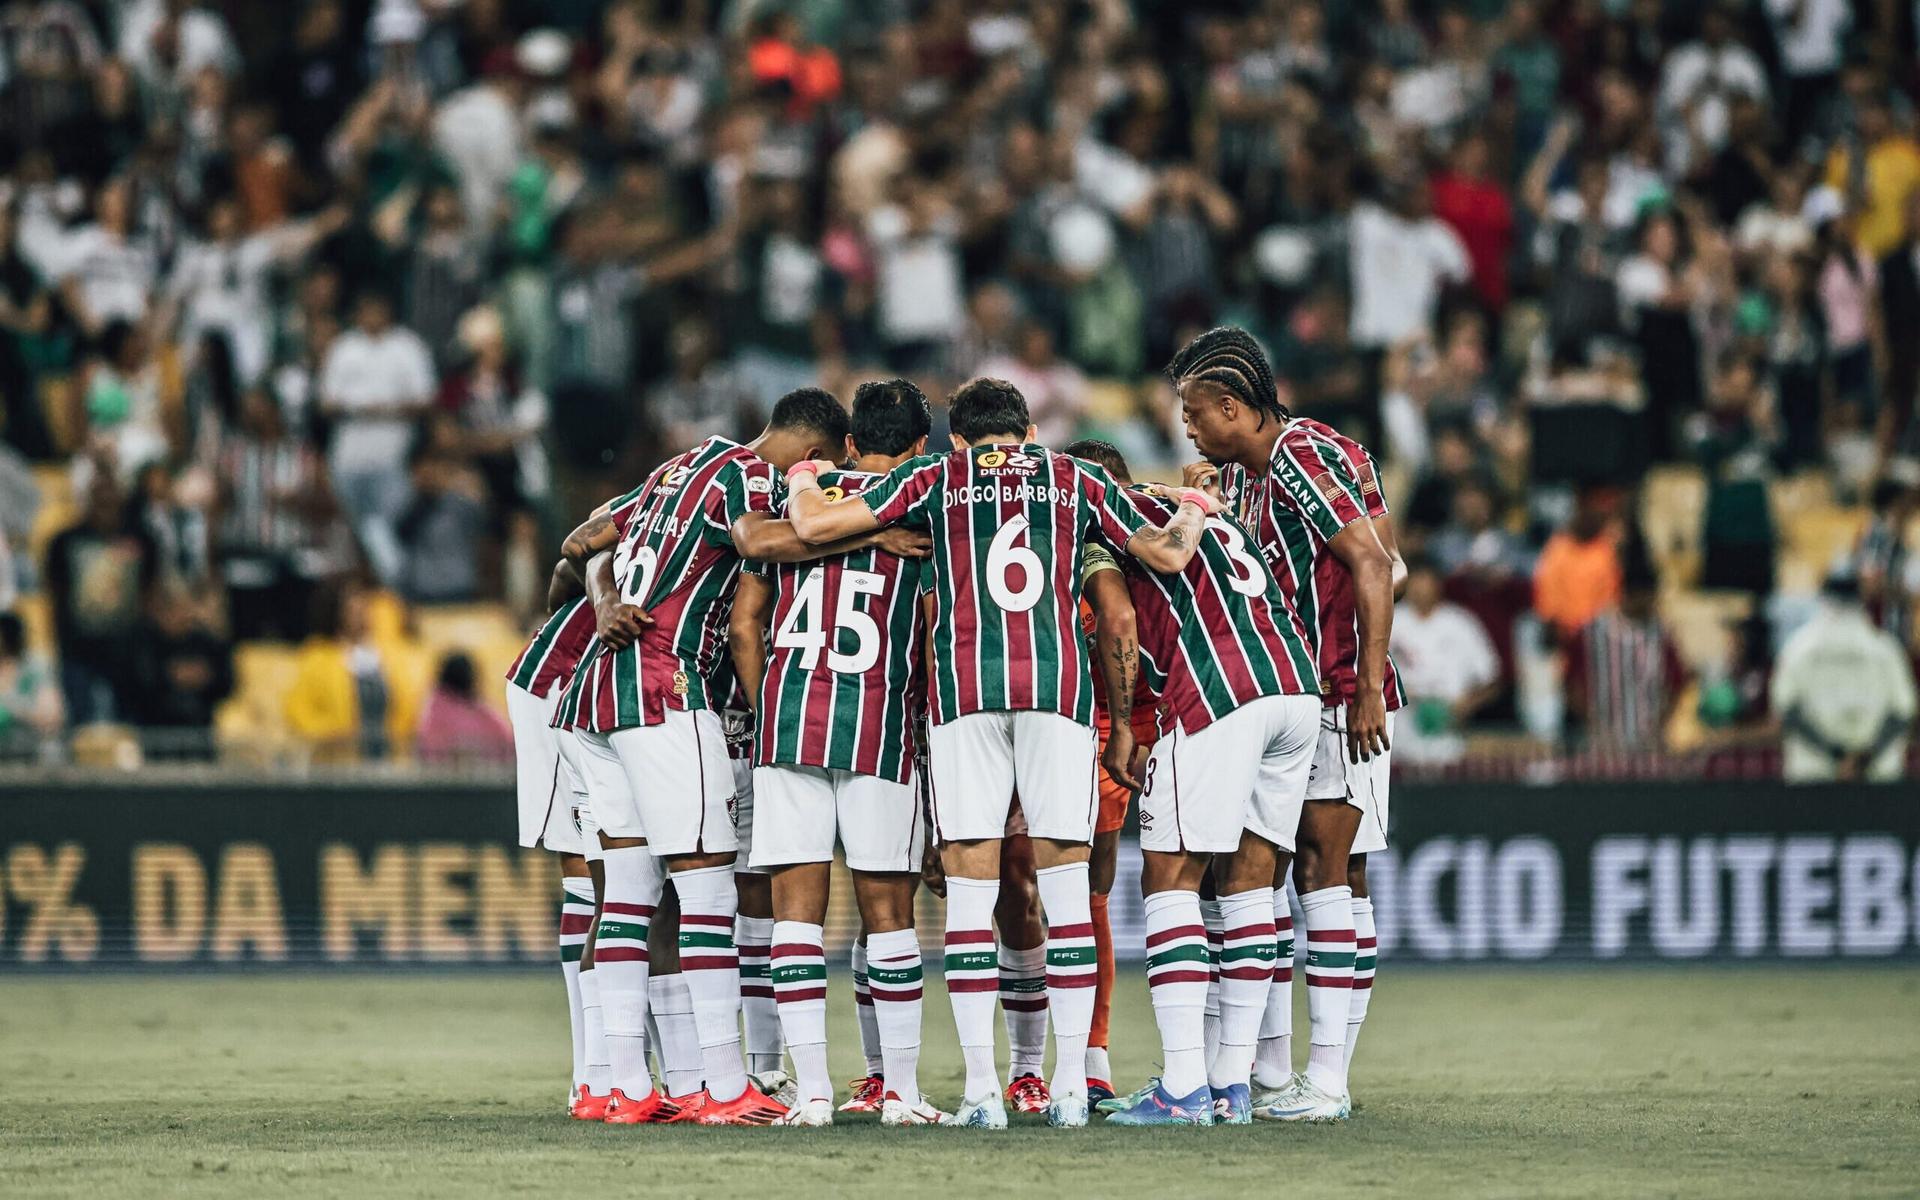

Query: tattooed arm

[1123,496,1212,574]
[1086,565,1144,790]
[560,501,620,571]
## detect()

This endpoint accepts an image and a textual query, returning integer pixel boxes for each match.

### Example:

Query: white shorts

[1138,694,1320,855]
[507,685,586,856]
[926,710,1098,844]
[748,764,924,873]
[576,708,738,856]
[1303,707,1395,855]
[552,727,602,862]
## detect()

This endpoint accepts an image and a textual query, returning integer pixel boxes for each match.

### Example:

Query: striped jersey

[1218,420,1402,709]
[755,470,926,783]
[558,436,779,732]
[505,483,649,699]
[860,443,1148,726]
[1289,418,1406,710]
[1120,486,1321,736]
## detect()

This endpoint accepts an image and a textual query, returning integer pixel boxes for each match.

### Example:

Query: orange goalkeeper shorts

[1094,708,1159,835]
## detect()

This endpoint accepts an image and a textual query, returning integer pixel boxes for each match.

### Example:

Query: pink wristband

[1179,487,1218,514]
[786,461,823,485]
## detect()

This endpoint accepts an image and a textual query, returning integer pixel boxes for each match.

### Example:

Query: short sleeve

[1348,445,1390,520]
[706,457,782,545]
[605,483,648,538]
[862,454,944,529]
[1269,432,1367,544]
[1079,463,1149,548]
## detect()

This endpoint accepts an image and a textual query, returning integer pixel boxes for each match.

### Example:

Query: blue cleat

[1095,1077,1161,1115]
[1102,1081,1215,1127]
[1211,1083,1252,1125]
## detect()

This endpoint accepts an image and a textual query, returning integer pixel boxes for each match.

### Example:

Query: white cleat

[754,1070,800,1109]
[1249,1072,1307,1110]
[1252,1077,1350,1123]
[1046,1092,1090,1128]
[952,1093,1009,1129]
[774,1098,835,1127]
[881,1095,954,1126]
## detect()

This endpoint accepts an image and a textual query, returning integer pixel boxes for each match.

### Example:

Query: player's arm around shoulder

[1123,482,1218,575]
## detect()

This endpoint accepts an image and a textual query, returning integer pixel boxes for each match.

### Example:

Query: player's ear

[1024,424,1037,443]
[910,435,928,456]
[843,433,858,462]
[949,432,969,451]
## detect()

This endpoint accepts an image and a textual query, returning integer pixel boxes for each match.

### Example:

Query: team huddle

[504,326,1403,1128]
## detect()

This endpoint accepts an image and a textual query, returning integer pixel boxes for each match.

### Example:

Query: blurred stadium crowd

[0,0,1914,777]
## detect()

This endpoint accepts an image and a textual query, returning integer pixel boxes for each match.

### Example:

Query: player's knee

[1348,853,1369,898]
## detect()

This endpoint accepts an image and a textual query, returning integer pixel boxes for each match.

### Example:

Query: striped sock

[851,938,883,1076]
[943,876,1001,1101]
[579,966,611,1095]
[998,943,1048,1083]
[1347,896,1377,1072]
[1254,898,1296,1089]
[671,865,747,1102]
[770,921,829,1103]
[598,846,663,1098]
[1038,861,1096,1099]
[1301,885,1355,1096]
[648,972,703,1096]
[1211,888,1277,1091]
[736,914,783,1076]
[1201,898,1223,1071]
[1089,890,1115,1079]
[1143,890,1210,1098]
[560,877,595,1092]
[865,927,925,1107]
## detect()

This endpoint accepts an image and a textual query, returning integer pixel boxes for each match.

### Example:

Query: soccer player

[785,377,1215,1127]
[729,377,949,1127]
[1168,327,1398,1122]
[552,390,926,1125]
[1053,445,1322,1127]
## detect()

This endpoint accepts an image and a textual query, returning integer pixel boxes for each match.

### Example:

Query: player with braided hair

[1168,327,1400,1123]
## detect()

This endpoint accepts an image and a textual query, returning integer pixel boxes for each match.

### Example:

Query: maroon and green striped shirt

[557,437,779,733]
[860,443,1148,726]
[754,470,926,783]
[504,484,648,699]
[1122,486,1320,736]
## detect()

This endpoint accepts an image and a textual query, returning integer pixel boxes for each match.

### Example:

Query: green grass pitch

[2,969,1916,1198]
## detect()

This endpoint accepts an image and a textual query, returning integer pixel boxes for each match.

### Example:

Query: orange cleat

[602,1087,681,1125]
[838,1075,886,1113]
[570,1085,613,1121]
[691,1082,789,1126]
[662,1089,711,1123]
[1006,1073,1050,1115]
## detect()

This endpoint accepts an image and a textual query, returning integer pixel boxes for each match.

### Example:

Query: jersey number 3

[775,567,885,673]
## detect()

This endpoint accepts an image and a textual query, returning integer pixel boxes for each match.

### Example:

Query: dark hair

[0,612,23,660]
[1166,326,1289,424]
[769,386,850,447]
[1062,438,1131,483]
[850,378,931,458]
[948,377,1031,443]
[437,651,477,698]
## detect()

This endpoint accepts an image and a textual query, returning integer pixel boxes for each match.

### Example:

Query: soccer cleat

[774,1098,834,1127]
[1250,1072,1306,1110]
[692,1082,789,1126]
[601,1087,680,1124]
[661,1089,711,1123]
[1005,1073,1051,1115]
[880,1093,953,1127]
[952,1093,1009,1129]
[1087,1078,1115,1105]
[1252,1077,1350,1123]
[1095,1077,1161,1115]
[569,1085,613,1121]
[1045,1092,1090,1128]
[839,1076,885,1113]
[753,1070,800,1109]
[1103,1081,1214,1127]
[1211,1083,1252,1125]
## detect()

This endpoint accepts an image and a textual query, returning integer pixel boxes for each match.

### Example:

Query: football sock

[1200,897,1223,1071]
[649,972,703,1096]
[1211,888,1277,1092]
[1347,895,1377,1072]
[560,877,595,1092]
[736,913,783,1076]
[579,966,611,1095]
[851,937,883,1076]
[998,942,1048,1084]
[1038,861,1097,1100]
[1088,890,1115,1078]
[865,927,926,1108]
[671,864,748,1102]
[1254,894,1296,1088]
[598,846,664,1098]
[943,876,1001,1101]
[770,921,830,1104]
[1301,885,1355,1096]
[1143,889,1210,1098]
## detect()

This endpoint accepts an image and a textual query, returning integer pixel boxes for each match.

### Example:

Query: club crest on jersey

[1312,472,1346,503]
[745,475,773,493]
[820,485,845,502]
[672,670,690,695]
[656,465,692,495]
[975,448,1040,474]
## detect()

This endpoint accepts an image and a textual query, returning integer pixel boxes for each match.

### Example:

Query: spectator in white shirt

[1390,557,1503,765]
[867,179,966,373]
[977,322,1088,447]
[1657,6,1768,176]
[58,176,155,339]
[1766,0,1850,146]
[116,0,238,90]
[319,290,435,587]
[1347,177,1470,352]
[1772,573,1916,783]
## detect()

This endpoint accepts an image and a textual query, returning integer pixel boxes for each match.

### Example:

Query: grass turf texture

[2,969,1916,1198]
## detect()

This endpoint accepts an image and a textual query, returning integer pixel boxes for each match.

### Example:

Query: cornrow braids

[1167,326,1290,426]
